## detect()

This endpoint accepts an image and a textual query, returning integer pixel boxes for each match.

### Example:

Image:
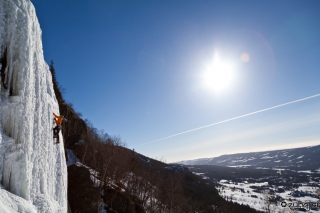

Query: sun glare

[203,59,235,93]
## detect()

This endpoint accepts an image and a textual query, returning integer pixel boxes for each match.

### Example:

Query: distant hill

[175,145,320,172]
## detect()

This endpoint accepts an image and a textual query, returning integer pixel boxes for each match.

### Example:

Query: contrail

[136,93,320,147]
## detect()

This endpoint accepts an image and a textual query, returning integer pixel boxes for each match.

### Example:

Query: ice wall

[0,0,67,212]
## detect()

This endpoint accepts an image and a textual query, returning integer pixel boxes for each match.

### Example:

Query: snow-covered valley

[188,164,320,212]
[181,146,320,212]
[217,180,320,212]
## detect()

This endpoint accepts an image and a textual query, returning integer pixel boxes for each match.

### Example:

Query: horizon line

[172,140,320,163]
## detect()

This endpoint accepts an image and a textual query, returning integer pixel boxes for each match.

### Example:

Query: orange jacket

[53,113,63,126]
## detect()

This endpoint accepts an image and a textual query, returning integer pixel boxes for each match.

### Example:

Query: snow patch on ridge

[66,148,79,167]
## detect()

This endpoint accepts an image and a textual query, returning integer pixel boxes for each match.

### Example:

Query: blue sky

[30,0,320,162]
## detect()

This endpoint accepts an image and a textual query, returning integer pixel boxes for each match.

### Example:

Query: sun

[202,59,235,93]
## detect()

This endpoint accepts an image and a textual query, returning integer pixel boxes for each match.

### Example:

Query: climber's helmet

[60,115,64,118]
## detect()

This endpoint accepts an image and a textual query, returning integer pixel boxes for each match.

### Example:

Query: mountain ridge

[175,144,320,172]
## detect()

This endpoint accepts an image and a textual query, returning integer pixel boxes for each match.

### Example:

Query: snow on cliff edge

[0,0,67,212]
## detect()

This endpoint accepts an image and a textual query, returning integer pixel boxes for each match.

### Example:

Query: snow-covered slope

[0,0,67,212]
[176,145,320,171]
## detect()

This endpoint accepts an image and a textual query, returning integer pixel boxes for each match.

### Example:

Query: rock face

[59,103,87,149]
[0,0,68,212]
[67,165,101,213]
[102,188,145,213]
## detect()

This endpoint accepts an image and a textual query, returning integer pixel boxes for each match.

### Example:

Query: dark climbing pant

[53,125,60,142]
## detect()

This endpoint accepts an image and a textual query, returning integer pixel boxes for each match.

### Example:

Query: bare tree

[158,172,190,213]
[263,190,277,213]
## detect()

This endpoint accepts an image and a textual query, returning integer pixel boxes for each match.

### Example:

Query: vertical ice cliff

[0,0,67,212]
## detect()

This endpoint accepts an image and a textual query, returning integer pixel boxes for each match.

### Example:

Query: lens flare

[241,53,250,62]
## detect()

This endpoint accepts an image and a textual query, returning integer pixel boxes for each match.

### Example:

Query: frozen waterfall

[0,0,68,212]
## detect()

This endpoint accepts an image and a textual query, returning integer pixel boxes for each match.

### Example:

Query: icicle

[0,0,68,212]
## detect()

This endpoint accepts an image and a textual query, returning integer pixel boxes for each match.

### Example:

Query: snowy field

[216,180,320,212]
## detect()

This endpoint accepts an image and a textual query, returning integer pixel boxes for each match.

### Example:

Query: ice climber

[53,113,67,144]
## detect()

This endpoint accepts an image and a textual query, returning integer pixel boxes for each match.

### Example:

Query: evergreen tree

[49,60,64,103]
[49,60,58,87]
